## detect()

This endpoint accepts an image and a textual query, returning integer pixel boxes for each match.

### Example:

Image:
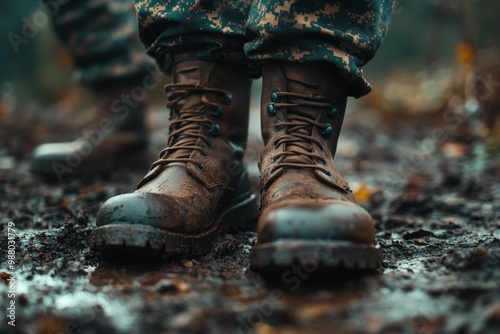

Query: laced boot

[31,81,148,179]
[251,62,382,273]
[91,60,257,257]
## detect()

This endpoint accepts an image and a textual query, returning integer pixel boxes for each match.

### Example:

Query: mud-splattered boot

[31,81,148,180]
[250,62,382,273]
[91,61,258,257]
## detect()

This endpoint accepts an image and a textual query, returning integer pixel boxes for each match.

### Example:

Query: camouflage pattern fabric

[45,0,152,85]
[134,0,394,97]
[134,0,259,77]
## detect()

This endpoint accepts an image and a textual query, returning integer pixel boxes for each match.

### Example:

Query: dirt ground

[1,100,499,334]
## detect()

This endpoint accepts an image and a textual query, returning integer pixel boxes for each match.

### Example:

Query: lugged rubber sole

[250,240,382,274]
[90,193,258,259]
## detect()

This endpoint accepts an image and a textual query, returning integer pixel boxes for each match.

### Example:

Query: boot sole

[90,193,258,259]
[250,240,382,274]
[31,147,149,179]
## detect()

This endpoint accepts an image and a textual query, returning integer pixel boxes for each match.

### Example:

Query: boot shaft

[136,61,253,190]
[260,62,348,156]
[169,61,253,153]
[259,62,352,193]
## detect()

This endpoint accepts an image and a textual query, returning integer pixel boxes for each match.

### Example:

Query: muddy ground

[1,96,500,334]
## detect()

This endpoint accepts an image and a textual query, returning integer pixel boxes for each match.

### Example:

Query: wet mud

[1,110,499,334]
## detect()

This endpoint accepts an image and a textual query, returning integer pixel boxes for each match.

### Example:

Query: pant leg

[45,0,153,85]
[245,0,395,98]
[133,0,259,76]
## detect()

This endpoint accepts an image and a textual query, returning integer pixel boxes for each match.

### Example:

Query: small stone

[154,279,175,293]
[154,278,191,293]
[414,239,427,245]
[0,272,12,281]
[182,260,195,268]
[0,155,15,169]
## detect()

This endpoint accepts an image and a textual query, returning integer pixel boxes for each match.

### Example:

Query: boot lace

[269,90,334,176]
[149,83,230,171]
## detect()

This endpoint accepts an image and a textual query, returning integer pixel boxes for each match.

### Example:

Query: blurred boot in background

[31,0,153,178]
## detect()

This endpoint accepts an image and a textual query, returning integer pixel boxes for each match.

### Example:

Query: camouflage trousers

[44,0,152,85]
[134,0,394,97]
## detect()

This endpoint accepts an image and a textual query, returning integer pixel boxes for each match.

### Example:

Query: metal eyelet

[270,88,281,103]
[201,151,209,158]
[327,106,340,119]
[322,171,332,177]
[267,103,276,116]
[197,164,205,171]
[321,123,333,139]
[222,92,233,105]
[208,123,221,136]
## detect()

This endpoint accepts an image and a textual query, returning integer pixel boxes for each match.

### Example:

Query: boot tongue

[281,112,316,165]
[282,62,323,118]
[173,63,202,85]
[167,61,213,160]
[171,61,212,110]
[281,62,324,85]
[280,63,324,165]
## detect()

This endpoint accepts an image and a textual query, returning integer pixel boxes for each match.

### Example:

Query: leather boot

[31,81,148,179]
[91,60,258,257]
[251,62,381,272]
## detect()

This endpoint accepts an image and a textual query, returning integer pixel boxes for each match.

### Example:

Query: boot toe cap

[258,200,376,245]
[95,192,203,233]
[31,142,77,164]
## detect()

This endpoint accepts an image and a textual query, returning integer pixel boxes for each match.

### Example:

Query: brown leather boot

[91,60,258,257]
[31,81,148,180]
[250,62,381,273]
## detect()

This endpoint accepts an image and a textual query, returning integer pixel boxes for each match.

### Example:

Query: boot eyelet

[270,88,281,103]
[328,106,340,119]
[267,103,276,116]
[208,123,221,136]
[197,164,205,171]
[321,123,333,139]
[222,92,233,105]
[322,171,332,177]
[212,107,224,119]
[201,151,209,158]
